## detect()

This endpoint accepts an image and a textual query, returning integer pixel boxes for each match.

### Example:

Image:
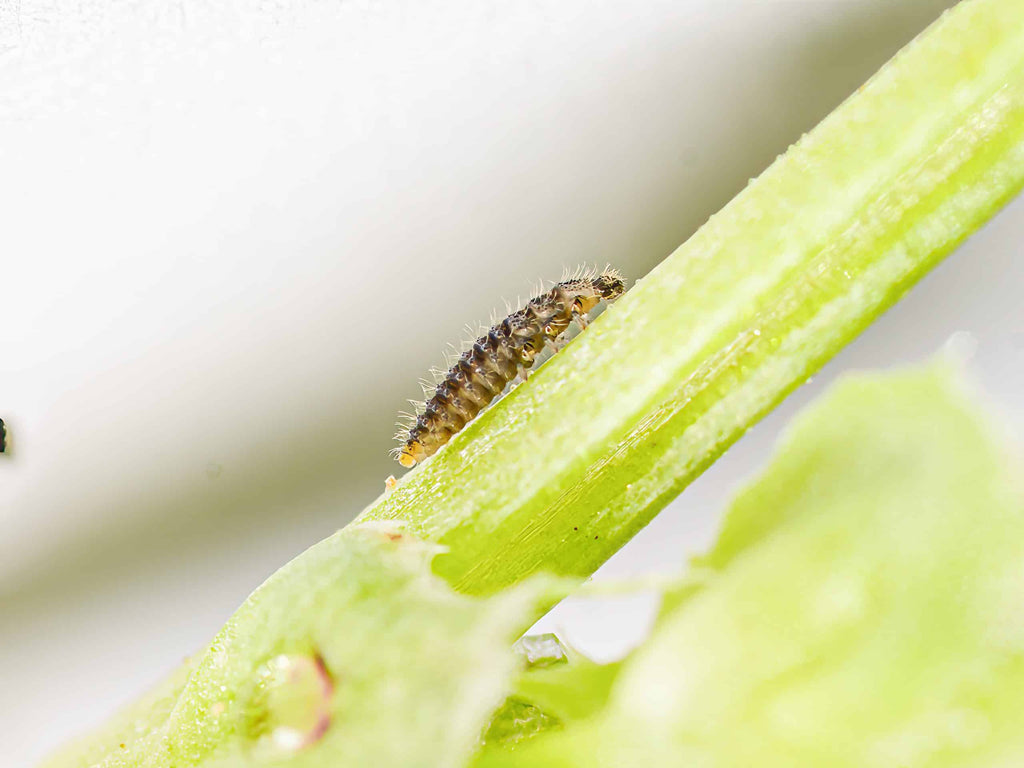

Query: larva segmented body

[394,267,626,467]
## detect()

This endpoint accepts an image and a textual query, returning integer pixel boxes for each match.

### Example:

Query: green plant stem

[359,0,1024,596]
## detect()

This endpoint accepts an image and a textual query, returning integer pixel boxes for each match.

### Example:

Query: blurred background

[2,0,1022,764]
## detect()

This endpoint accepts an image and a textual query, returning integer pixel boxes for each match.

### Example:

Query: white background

[2,0,1021,765]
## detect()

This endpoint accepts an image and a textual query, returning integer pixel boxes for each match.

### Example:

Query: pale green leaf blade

[504,364,1024,766]
[43,526,551,768]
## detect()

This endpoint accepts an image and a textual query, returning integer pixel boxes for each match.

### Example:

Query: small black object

[0,418,5,453]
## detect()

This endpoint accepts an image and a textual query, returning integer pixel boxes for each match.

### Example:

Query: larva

[393,267,626,468]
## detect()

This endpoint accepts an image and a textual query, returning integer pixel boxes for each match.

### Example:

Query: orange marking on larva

[392,267,626,467]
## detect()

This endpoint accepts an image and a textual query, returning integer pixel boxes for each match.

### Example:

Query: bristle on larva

[393,267,627,468]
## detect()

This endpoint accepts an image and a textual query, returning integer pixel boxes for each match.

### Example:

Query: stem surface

[359,0,1024,596]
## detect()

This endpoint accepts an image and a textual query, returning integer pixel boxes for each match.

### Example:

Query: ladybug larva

[393,267,626,468]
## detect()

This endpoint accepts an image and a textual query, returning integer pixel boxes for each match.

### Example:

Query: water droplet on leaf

[513,634,568,669]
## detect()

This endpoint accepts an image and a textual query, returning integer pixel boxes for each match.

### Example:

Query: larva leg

[573,311,590,330]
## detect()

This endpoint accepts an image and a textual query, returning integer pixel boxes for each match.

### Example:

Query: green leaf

[42,526,553,768]
[498,363,1024,766]
[509,654,622,726]
[476,640,621,760]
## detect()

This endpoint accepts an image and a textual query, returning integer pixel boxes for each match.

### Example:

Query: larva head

[558,268,627,316]
[593,269,626,301]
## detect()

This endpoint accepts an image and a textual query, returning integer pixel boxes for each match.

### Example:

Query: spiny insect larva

[393,266,627,468]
